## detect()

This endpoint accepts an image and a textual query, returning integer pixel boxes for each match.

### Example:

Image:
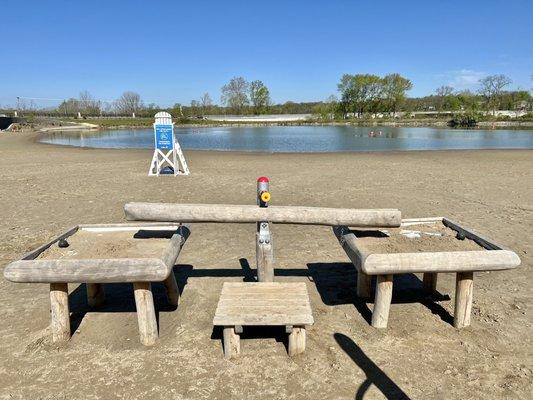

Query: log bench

[213,282,314,358]
[333,217,521,329]
[3,223,190,346]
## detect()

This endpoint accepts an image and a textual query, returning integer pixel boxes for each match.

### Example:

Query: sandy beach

[0,131,531,399]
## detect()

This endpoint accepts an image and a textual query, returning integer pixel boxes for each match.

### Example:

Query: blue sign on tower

[155,124,174,150]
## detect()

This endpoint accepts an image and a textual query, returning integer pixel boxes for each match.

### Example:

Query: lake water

[39,126,533,152]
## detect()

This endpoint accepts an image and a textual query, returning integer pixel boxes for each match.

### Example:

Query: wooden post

[86,283,105,307]
[357,272,372,298]
[133,282,158,346]
[223,326,240,359]
[422,273,438,295]
[454,272,474,329]
[371,274,393,328]
[288,326,306,356]
[163,273,180,306]
[256,231,274,282]
[50,283,70,343]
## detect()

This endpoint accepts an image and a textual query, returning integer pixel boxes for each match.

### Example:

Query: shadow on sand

[334,333,411,399]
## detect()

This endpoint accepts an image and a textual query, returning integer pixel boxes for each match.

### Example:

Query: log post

[371,274,393,328]
[357,272,372,298]
[163,273,180,307]
[86,283,105,307]
[256,230,274,282]
[422,273,438,295]
[50,283,70,343]
[223,326,240,359]
[288,326,306,356]
[454,272,474,329]
[133,282,158,346]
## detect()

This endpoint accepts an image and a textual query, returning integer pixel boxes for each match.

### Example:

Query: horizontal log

[160,224,191,268]
[364,250,521,275]
[332,225,371,272]
[4,258,169,283]
[125,203,401,227]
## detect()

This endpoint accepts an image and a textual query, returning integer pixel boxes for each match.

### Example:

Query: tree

[221,77,249,113]
[435,86,455,111]
[382,74,412,114]
[115,91,143,115]
[200,92,213,115]
[478,74,511,114]
[78,90,101,115]
[337,74,383,117]
[249,80,271,114]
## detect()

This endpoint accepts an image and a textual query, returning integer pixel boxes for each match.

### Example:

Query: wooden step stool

[213,282,314,358]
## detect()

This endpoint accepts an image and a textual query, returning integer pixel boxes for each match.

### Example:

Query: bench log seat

[333,217,520,329]
[213,282,314,358]
[3,223,191,346]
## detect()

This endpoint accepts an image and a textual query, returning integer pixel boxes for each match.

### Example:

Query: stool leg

[163,273,180,307]
[223,326,240,359]
[371,274,393,328]
[357,271,372,298]
[50,283,70,343]
[288,326,306,356]
[86,283,105,307]
[422,273,438,296]
[454,272,473,329]
[133,282,158,346]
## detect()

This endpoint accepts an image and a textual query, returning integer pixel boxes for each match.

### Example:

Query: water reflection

[39,126,533,153]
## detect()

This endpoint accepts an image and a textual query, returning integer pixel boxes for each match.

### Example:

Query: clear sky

[1,0,532,107]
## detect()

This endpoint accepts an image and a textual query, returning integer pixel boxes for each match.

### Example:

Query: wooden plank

[125,203,402,227]
[4,258,169,283]
[364,250,521,274]
[214,315,313,326]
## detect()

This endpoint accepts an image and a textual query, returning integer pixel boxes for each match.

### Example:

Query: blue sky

[1,0,532,107]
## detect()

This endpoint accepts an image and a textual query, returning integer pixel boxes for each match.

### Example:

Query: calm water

[39,126,533,152]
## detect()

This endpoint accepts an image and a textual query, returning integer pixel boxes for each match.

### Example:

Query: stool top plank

[213,282,314,326]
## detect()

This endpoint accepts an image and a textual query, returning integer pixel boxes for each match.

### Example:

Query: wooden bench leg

[163,273,180,307]
[133,282,158,346]
[371,274,393,328]
[223,326,240,359]
[50,283,70,343]
[357,271,372,298]
[454,272,473,329]
[86,283,105,307]
[422,273,438,295]
[288,326,306,357]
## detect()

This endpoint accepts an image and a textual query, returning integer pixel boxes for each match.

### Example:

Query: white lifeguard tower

[148,111,190,176]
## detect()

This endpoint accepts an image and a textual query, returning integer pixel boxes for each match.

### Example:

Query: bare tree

[478,74,511,115]
[78,91,101,115]
[115,91,143,115]
[435,86,454,111]
[221,77,249,112]
[200,92,213,115]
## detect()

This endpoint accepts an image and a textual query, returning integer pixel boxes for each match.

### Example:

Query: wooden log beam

[223,326,240,359]
[86,283,105,307]
[454,272,474,329]
[50,283,70,343]
[371,274,393,328]
[133,282,158,346]
[124,203,401,227]
[288,326,306,356]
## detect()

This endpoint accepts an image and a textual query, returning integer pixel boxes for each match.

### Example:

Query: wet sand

[0,131,531,399]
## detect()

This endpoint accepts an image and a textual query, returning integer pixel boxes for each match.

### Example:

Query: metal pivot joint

[256,177,274,282]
